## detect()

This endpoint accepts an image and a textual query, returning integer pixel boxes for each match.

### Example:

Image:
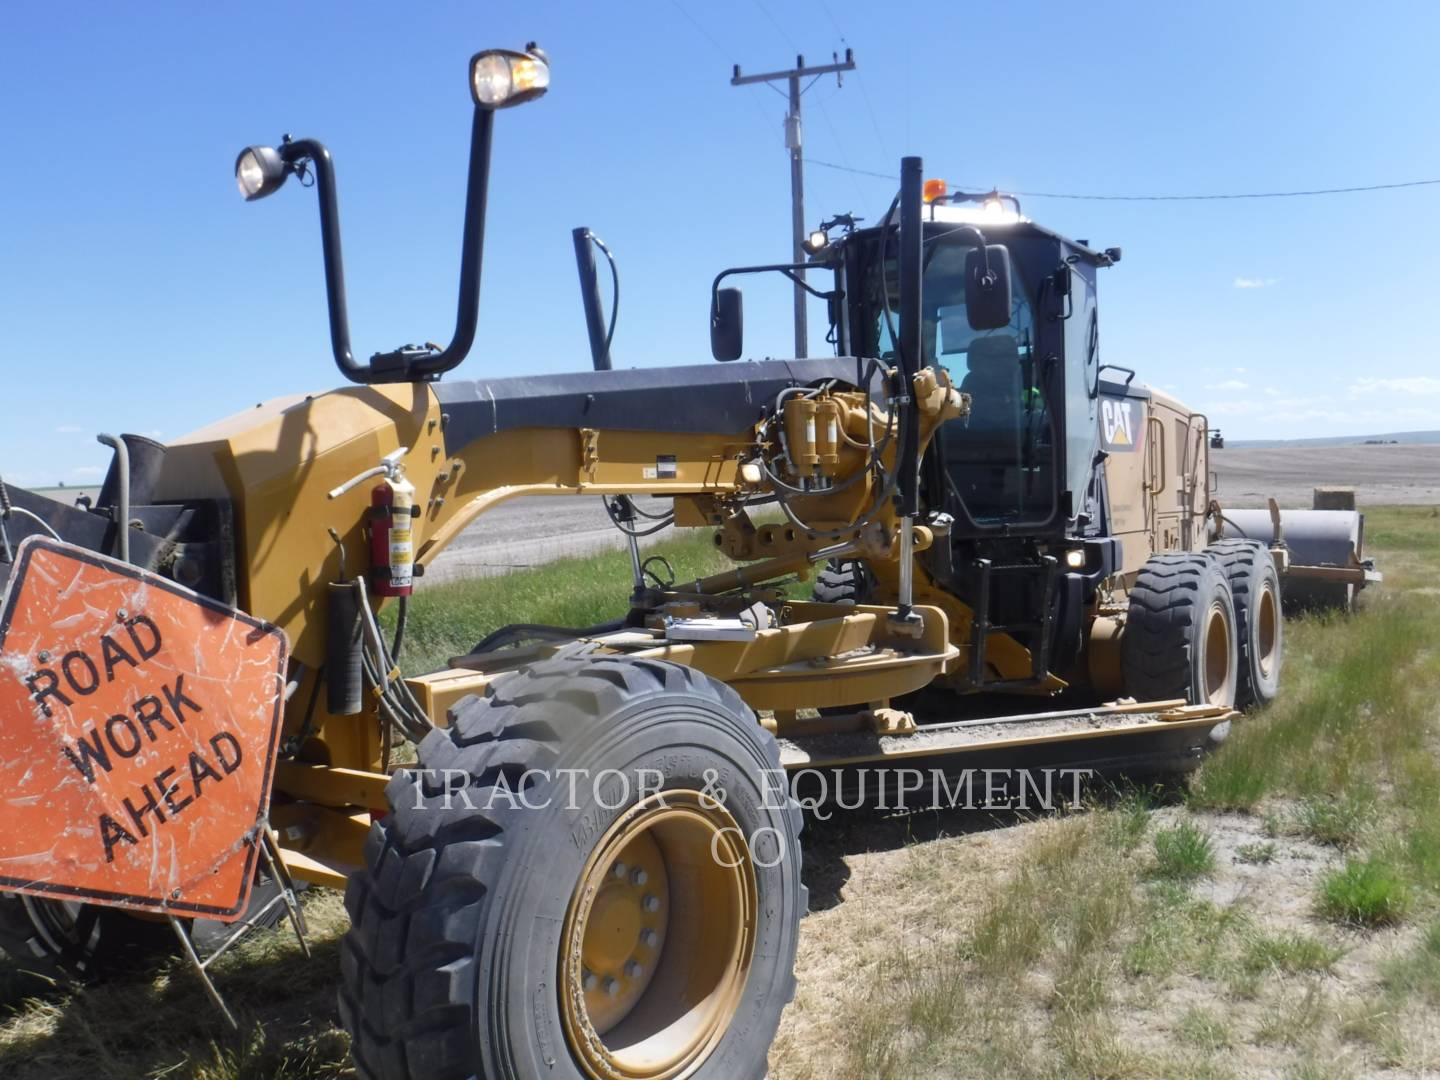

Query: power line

[666,0,730,59]
[752,0,802,52]
[665,0,776,126]
[810,158,985,191]
[808,158,1440,201]
[809,158,898,181]
[811,0,889,162]
[1003,178,1440,201]
[814,94,868,209]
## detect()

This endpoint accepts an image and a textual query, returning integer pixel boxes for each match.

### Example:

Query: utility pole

[732,48,855,358]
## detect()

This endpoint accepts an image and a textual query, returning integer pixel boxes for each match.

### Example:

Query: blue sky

[3,1,1438,486]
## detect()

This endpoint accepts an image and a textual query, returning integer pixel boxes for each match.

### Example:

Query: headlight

[469,46,550,110]
[235,145,287,201]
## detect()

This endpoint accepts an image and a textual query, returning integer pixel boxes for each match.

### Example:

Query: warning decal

[0,538,288,920]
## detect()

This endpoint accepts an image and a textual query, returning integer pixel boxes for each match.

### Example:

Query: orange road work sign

[0,538,288,920]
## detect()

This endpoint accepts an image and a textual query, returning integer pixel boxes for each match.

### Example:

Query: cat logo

[1100,396,1142,453]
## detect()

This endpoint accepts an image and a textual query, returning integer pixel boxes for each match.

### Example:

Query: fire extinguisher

[368,468,419,596]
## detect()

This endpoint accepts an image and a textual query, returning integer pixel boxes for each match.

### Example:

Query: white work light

[470,46,550,109]
[235,145,288,201]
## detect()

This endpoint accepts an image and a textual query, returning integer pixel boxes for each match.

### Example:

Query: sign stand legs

[167,825,310,1029]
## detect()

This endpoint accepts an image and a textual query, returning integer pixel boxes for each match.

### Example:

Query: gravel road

[419,494,672,586]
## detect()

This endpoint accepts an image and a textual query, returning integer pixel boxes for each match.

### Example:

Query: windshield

[857,232,1055,525]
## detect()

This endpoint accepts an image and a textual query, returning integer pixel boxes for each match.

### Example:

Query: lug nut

[642,894,660,913]
[582,969,598,991]
[612,860,628,879]
[630,867,648,886]
[602,977,620,997]
[641,928,659,948]
[625,960,643,978]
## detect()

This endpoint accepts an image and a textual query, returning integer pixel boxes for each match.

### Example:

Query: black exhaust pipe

[896,155,924,520]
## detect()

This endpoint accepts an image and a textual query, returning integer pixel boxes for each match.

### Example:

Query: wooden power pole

[731,49,855,358]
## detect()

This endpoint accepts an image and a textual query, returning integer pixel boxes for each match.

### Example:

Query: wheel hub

[560,790,757,1080]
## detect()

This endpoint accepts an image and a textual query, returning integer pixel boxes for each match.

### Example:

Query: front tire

[1122,553,1239,708]
[810,559,873,605]
[339,655,805,1080]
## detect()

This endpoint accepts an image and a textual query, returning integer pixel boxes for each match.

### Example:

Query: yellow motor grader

[0,44,1377,1080]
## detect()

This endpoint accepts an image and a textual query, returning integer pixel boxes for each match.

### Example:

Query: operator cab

[833,191,1119,545]
[824,188,1123,687]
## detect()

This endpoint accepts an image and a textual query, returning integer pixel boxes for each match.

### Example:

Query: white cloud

[1233,366,1247,374]
[54,425,82,434]
[72,465,104,477]
[1349,376,1440,397]
[1233,276,1279,289]
[1206,379,1249,391]
[1263,387,1281,396]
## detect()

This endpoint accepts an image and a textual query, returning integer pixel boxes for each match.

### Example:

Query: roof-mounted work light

[470,45,550,109]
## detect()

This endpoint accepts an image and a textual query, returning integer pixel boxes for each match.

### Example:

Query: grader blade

[782,701,1235,810]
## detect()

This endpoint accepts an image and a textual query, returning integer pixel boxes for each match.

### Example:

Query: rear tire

[1122,553,1239,708]
[339,655,806,1080]
[1203,539,1282,709]
[811,559,872,605]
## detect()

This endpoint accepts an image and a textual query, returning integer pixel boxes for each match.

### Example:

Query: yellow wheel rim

[1203,601,1233,705]
[560,790,757,1080]
[1256,583,1279,679]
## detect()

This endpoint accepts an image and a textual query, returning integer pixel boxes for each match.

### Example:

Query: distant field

[1213,442,1440,508]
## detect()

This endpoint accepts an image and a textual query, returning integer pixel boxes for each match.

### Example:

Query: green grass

[1295,791,1374,848]
[1235,841,1276,864]
[391,528,735,675]
[1240,931,1343,975]
[1175,1006,1233,1050]
[1318,855,1412,927]
[1152,821,1217,882]
[1380,920,1440,1004]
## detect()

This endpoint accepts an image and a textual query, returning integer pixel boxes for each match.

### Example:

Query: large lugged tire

[810,559,873,605]
[1203,539,1282,709]
[0,894,175,982]
[339,655,806,1080]
[1122,553,1239,708]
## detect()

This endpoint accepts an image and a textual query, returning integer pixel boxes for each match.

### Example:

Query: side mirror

[964,245,1013,331]
[711,287,744,361]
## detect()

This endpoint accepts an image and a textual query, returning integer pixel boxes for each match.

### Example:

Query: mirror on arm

[711,287,744,361]
[964,244,1013,331]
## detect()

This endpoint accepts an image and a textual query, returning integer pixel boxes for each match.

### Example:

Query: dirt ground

[1213,443,1440,508]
